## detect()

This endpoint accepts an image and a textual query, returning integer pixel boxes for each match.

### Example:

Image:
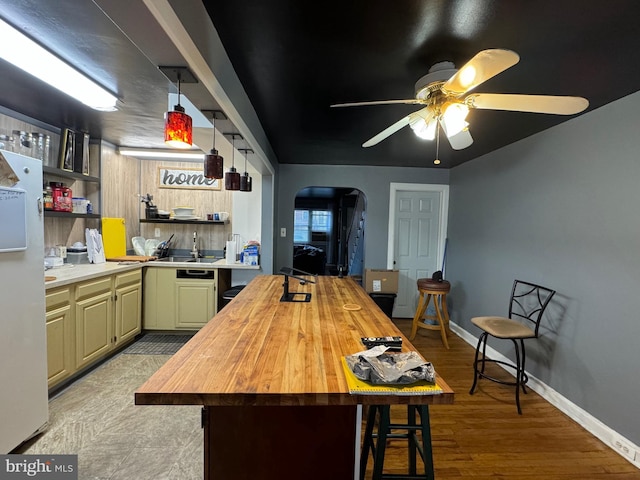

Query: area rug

[121,334,194,355]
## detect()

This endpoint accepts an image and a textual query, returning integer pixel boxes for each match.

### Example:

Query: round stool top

[417,278,451,292]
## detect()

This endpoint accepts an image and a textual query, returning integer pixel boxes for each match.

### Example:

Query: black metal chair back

[508,280,556,337]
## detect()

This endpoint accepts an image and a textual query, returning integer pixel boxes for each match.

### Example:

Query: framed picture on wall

[74,132,90,175]
[59,128,75,172]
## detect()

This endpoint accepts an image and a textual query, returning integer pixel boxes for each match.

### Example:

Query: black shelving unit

[43,165,100,183]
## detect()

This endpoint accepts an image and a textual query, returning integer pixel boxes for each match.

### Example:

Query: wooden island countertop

[135,274,453,480]
[135,275,453,407]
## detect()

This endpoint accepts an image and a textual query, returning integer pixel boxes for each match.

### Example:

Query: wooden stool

[409,278,451,349]
[360,405,434,480]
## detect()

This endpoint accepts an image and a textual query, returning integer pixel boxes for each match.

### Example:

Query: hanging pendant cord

[176,73,182,106]
[231,136,235,167]
[211,116,216,150]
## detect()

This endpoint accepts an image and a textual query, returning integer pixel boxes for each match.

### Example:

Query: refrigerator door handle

[37,196,43,216]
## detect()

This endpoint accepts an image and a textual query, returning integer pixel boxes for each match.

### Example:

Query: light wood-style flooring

[17,319,640,479]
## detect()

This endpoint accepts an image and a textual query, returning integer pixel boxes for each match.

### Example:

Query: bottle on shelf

[43,184,53,210]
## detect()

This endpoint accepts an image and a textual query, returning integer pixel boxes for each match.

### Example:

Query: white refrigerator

[0,150,48,453]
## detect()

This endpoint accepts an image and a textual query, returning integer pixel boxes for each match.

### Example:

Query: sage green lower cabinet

[75,276,113,370]
[143,267,231,330]
[45,268,142,390]
[46,287,73,389]
[175,278,215,329]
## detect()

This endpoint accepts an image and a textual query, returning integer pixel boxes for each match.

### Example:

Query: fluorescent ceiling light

[118,147,205,160]
[0,18,118,111]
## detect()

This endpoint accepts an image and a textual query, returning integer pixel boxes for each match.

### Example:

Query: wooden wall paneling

[137,160,233,252]
[101,144,141,250]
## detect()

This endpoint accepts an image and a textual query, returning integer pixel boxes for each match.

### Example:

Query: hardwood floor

[383,319,640,479]
[17,320,639,479]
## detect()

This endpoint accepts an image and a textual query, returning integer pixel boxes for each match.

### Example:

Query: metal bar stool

[409,278,451,349]
[360,405,434,480]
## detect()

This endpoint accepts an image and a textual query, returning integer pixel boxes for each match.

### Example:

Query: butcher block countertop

[135,275,454,407]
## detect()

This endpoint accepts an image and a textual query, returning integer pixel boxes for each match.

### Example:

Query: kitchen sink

[155,256,195,262]
[154,256,217,263]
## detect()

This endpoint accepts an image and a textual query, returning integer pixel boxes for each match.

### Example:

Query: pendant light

[203,111,224,179]
[239,148,253,192]
[164,70,192,149]
[224,134,240,190]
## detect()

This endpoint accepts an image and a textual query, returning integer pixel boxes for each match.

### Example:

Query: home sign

[158,166,221,190]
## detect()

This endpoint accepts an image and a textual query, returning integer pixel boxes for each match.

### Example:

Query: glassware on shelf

[32,132,51,164]
[12,130,32,157]
[0,133,15,152]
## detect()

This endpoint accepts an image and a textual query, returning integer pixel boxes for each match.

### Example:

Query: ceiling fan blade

[467,93,589,115]
[331,99,426,107]
[362,114,413,147]
[440,119,474,150]
[442,49,520,96]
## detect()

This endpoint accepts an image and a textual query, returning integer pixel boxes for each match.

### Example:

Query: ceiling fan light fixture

[457,65,477,89]
[410,114,437,140]
[441,103,469,136]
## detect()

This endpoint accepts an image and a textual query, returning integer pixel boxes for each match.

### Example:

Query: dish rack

[154,234,174,258]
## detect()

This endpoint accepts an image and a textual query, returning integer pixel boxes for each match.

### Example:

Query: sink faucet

[191,231,199,258]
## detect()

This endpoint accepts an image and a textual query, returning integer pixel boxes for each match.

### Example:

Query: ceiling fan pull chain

[434,123,441,165]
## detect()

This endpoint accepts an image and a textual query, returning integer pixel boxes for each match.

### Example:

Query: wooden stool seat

[410,279,451,349]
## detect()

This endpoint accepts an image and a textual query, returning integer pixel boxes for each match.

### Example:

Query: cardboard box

[364,269,399,293]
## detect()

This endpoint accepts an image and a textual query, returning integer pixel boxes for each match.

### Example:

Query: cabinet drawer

[46,287,71,311]
[115,269,142,288]
[75,276,112,301]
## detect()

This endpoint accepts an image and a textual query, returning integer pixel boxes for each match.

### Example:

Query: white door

[388,184,448,318]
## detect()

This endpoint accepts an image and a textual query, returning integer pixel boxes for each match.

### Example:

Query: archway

[293,186,366,276]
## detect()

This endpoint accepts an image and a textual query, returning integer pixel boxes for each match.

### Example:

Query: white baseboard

[450,321,640,468]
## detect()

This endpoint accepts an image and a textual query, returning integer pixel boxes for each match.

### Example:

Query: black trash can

[220,285,246,310]
[369,293,397,319]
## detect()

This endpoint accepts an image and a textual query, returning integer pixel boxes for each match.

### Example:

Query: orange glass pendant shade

[164,105,192,149]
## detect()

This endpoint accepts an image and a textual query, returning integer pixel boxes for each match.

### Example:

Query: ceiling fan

[331,49,589,151]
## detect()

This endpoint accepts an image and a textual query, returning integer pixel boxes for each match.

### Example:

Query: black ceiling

[1,1,639,171]
[202,0,640,168]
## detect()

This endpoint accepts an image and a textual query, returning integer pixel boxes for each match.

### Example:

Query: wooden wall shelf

[140,219,228,225]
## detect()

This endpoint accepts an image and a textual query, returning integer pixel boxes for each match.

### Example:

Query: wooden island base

[206,405,357,479]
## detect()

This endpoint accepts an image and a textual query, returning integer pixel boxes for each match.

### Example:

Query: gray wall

[276,165,449,271]
[447,91,640,443]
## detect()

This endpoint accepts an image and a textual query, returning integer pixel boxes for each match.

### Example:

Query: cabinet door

[46,287,73,389]
[46,307,73,389]
[75,278,113,369]
[115,283,141,346]
[175,279,215,329]
[143,268,177,330]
